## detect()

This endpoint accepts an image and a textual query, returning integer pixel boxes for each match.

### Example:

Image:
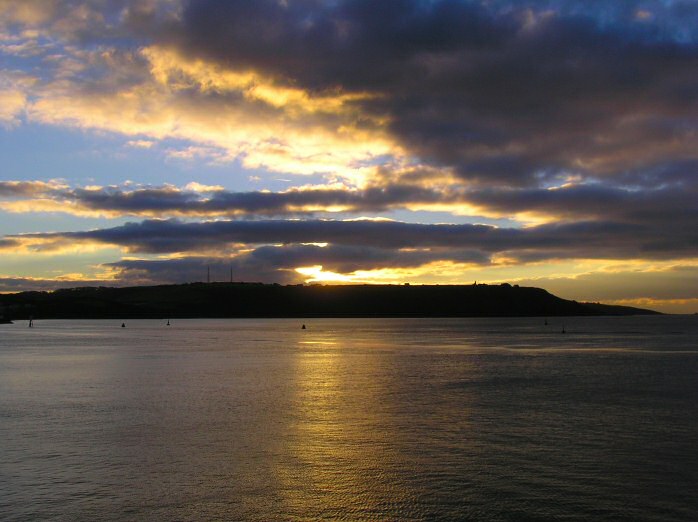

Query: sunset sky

[1,0,697,312]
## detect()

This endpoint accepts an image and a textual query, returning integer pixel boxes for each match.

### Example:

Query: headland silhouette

[0,282,660,320]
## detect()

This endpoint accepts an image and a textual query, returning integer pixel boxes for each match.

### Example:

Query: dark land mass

[0,282,659,320]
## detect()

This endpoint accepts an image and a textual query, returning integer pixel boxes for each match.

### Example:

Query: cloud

[183,181,224,192]
[0,180,64,197]
[0,0,59,27]
[106,242,490,285]
[108,256,298,285]
[1,1,696,189]
[0,89,26,125]
[4,1,695,189]
[463,176,698,225]
[173,0,698,189]
[126,139,156,149]
[0,71,35,126]
[6,216,696,263]
[1,176,695,241]
[509,264,698,302]
[605,297,698,315]
[7,218,500,254]
[16,41,395,181]
[0,276,116,293]
[0,238,19,249]
[0,178,449,217]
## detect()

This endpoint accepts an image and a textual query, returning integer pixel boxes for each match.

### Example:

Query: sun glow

[294,265,355,283]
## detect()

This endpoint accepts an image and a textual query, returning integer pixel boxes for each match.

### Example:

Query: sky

[1,0,697,313]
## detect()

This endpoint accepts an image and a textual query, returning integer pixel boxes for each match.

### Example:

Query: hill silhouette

[0,282,659,319]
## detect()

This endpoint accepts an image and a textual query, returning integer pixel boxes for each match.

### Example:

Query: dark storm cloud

[13,216,697,261]
[174,0,698,187]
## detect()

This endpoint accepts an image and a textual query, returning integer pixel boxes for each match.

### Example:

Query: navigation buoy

[121,323,126,328]
[167,319,170,326]
[301,324,306,330]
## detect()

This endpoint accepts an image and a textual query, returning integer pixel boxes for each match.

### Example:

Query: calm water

[1,316,697,521]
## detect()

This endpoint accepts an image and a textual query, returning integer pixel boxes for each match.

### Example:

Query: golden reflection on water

[4,318,697,520]
[275,330,417,519]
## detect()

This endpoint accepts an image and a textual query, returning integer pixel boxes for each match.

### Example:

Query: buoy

[301,324,306,330]
[121,323,126,328]
[167,319,170,326]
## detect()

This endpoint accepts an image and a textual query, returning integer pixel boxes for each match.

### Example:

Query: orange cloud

[23,45,399,182]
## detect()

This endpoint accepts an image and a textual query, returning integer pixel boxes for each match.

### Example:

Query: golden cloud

[24,44,399,183]
[606,297,698,314]
[0,235,116,255]
[0,89,26,125]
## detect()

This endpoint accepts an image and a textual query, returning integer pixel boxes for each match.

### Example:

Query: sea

[1,316,697,521]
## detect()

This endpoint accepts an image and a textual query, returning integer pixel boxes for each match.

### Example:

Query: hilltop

[0,282,659,320]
